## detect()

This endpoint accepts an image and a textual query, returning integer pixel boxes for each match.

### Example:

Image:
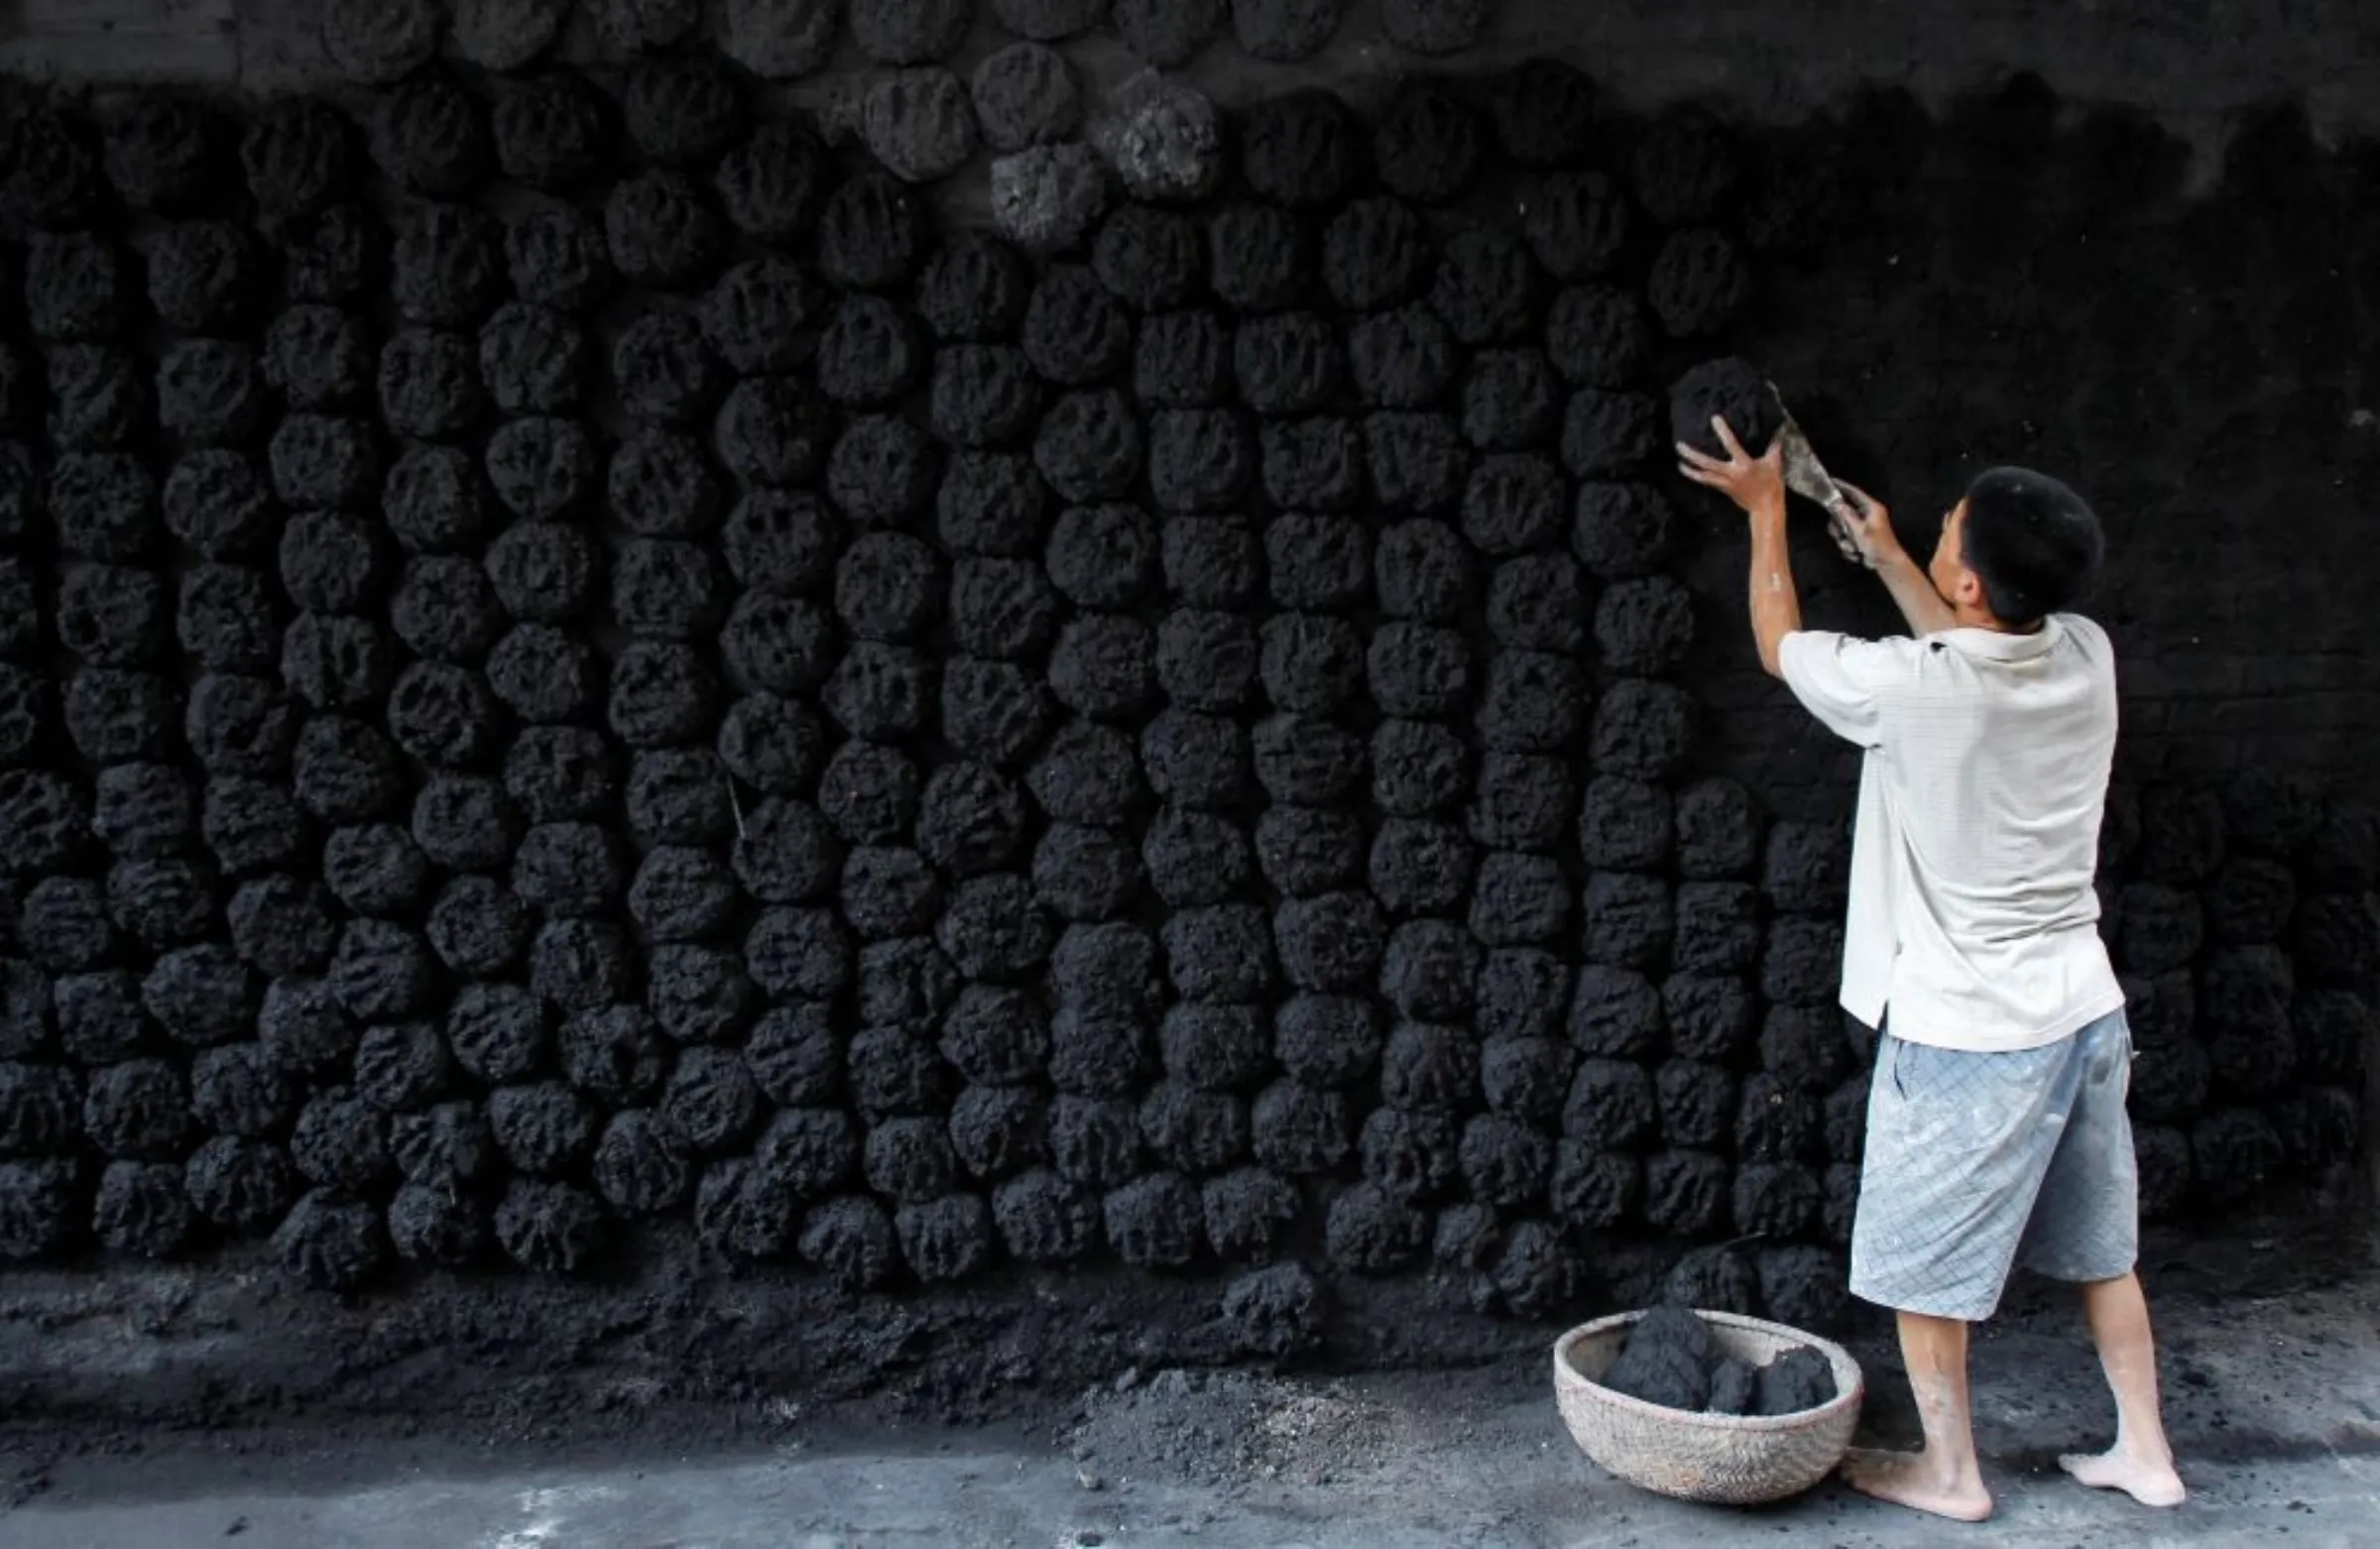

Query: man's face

[1929,499,1970,606]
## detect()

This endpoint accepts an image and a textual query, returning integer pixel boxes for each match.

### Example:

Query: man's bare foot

[1840,1447,1994,1522]
[2059,1447,2186,1507]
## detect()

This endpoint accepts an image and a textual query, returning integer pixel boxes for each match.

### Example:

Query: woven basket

[1552,1309,1865,1506]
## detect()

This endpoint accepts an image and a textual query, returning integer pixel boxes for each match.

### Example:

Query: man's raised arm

[1835,482,1959,638]
[1677,416,1800,678]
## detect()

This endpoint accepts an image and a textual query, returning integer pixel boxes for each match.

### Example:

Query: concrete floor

[5,1263,2376,1549]
[6,1434,2377,1549]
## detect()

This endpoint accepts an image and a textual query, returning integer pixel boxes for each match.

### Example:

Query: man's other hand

[1677,416,1786,518]
[1833,481,1908,569]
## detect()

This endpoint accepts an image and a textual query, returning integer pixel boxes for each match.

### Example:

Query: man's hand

[1676,416,1786,518]
[1832,481,1909,569]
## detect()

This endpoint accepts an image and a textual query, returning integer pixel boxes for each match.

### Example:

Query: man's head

[1929,467,2104,630]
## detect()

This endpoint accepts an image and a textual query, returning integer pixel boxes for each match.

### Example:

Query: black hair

[1960,466,2103,627]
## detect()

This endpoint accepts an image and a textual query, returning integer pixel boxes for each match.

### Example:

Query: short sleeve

[1777,630,1910,747]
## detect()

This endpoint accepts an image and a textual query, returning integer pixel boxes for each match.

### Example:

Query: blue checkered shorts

[1849,1008,2139,1322]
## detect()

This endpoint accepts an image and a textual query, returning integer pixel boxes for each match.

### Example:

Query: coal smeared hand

[1675,415,1785,518]
[1829,481,1906,570]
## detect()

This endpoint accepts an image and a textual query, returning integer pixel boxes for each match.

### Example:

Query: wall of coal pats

[0,0,2373,1387]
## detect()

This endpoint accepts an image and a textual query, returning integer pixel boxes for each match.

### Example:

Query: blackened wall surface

[0,6,2370,1408]
[1722,84,2380,813]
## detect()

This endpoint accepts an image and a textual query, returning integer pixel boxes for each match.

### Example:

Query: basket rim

[1552,1308,1866,1434]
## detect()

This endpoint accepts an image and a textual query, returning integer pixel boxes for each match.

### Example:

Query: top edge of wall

[1,0,2377,156]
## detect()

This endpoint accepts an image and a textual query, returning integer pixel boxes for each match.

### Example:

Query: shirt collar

[1938,617,2065,662]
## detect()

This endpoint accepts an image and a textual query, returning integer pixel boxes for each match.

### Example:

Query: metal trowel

[1768,386,1869,568]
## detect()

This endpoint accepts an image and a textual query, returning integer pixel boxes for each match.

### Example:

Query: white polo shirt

[1776,615,2126,1054]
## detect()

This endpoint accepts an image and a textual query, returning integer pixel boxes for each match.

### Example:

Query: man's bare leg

[2059,1272,2186,1506]
[1841,1311,1993,1521]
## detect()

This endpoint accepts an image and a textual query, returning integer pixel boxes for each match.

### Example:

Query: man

[1676,417,2186,1522]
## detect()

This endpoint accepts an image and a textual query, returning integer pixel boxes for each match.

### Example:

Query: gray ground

[4,1229,2376,1549]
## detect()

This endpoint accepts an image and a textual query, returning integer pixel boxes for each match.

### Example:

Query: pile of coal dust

[1061,1368,1395,1489]
[1599,1307,1837,1417]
